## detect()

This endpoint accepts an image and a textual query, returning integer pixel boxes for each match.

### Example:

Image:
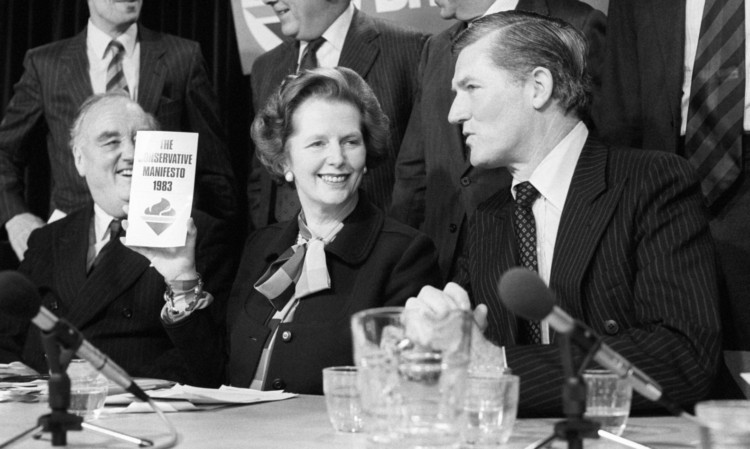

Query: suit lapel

[550,138,625,322]
[650,0,686,128]
[338,9,379,79]
[59,31,93,111]
[137,26,167,113]
[53,208,92,309]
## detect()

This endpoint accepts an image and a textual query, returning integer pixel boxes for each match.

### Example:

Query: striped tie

[513,182,542,345]
[106,40,129,94]
[685,0,745,206]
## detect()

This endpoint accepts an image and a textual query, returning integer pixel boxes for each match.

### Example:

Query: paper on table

[106,384,297,406]
[742,372,750,385]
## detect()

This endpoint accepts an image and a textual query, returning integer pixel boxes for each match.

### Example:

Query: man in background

[390,0,606,280]
[248,0,426,229]
[0,0,237,265]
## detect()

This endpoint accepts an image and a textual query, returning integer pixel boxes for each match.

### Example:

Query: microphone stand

[524,334,653,449]
[0,331,153,448]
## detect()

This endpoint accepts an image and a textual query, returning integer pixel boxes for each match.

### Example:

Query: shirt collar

[483,0,520,16]
[512,121,588,211]
[87,20,138,59]
[93,203,118,243]
[307,2,354,55]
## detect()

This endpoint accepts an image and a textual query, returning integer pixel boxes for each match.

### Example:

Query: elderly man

[409,11,721,416]
[248,0,426,228]
[390,0,605,279]
[0,0,236,265]
[0,93,235,384]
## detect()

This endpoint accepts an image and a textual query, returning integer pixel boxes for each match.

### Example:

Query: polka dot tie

[513,181,542,344]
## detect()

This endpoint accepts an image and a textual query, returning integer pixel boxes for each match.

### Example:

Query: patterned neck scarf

[254,212,343,310]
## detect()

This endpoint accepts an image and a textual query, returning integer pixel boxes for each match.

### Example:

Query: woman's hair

[251,66,390,181]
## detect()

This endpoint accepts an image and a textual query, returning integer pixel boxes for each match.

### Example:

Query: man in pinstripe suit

[248,0,426,229]
[410,12,721,416]
[0,93,235,384]
[0,0,237,264]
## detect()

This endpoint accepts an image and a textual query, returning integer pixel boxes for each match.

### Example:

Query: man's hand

[5,213,45,261]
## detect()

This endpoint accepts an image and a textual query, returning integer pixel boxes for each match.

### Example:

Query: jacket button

[122,308,133,319]
[271,378,285,390]
[281,330,292,342]
[460,176,471,187]
[604,320,619,335]
[448,223,458,233]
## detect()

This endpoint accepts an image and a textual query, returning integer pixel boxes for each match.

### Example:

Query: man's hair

[69,92,158,151]
[251,66,389,181]
[453,10,591,117]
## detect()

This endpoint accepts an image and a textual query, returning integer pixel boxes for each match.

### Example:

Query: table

[0,396,700,448]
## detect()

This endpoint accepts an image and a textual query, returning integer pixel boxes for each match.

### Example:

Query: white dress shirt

[86,20,140,100]
[297,2,355,69]
[511,121,588,343]
[484,0,520,16]
[681,0,749,133]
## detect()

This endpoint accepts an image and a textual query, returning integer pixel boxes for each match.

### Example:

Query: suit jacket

[455,137,721,416]
[390,0,607,280]
[0,205,237,384]
[592,0,685,154]
[166,194,442,394]
[0,26,237,226]
[247,8,427,229]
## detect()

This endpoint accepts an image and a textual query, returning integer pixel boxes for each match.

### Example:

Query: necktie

[513,182,542,344]
[89,219,124,274]
[106,40,129,94]
[297,37,326,72]
[685,0,745,206]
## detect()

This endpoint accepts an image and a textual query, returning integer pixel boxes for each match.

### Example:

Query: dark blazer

[390,0,607,280]
[455,137,721,416]
[592,0,685,154]
[0,26,237,226]
[0,205,236,384]
[247,8,427,229]
[166,195,442,394]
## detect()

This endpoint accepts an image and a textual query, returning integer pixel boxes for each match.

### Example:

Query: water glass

[461,374,519,446]
[67,359,108,419]
[322,366,364,433]
[351,306,472,448]
[696,400,750,448]
[582,369,632,436]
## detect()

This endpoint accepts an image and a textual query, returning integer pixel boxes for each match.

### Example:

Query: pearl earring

[284,172,294,183]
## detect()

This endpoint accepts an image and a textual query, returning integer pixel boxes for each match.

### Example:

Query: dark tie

[685,0,745,206]
[513,182,542,344]
[297,37,326,72]
[89,219,124,274]
[106,40,129,94]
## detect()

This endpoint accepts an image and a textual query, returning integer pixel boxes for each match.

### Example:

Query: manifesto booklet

[126,131,198,247]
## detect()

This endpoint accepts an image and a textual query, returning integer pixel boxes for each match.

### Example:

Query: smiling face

[448,36,534,169]
[284,97,366,220]
[73,96,153,218]
[263,0,346,41]
[87,0,142,36]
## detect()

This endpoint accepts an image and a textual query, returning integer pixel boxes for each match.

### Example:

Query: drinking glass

[67,359,108,420]
[696,400,750,449]
[461,373,519,447]
[323,366,364,433]
[351,306,472,448]
[582,369,632,436]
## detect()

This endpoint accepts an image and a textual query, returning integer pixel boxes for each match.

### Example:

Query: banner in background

[231,0,607,74]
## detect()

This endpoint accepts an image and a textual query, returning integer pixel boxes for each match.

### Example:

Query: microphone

[0,271,150,402]
[497,268,679,410]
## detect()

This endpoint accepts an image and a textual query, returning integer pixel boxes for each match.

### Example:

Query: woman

[134,67,441,394]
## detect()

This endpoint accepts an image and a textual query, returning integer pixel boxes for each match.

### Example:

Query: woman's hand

[122,206,199,282]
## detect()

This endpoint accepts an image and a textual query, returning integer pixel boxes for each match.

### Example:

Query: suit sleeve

[0,51,46,226]
[389,40,430,229]
[383,231,442,306]
[591,1,643,146]
[183,44,238,226]
[506,156,721,416]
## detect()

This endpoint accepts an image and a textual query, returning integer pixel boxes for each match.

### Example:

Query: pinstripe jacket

[247,8,427,229]
[0,205,237,384]
[456,137,721,416]
[0,26,236,226]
